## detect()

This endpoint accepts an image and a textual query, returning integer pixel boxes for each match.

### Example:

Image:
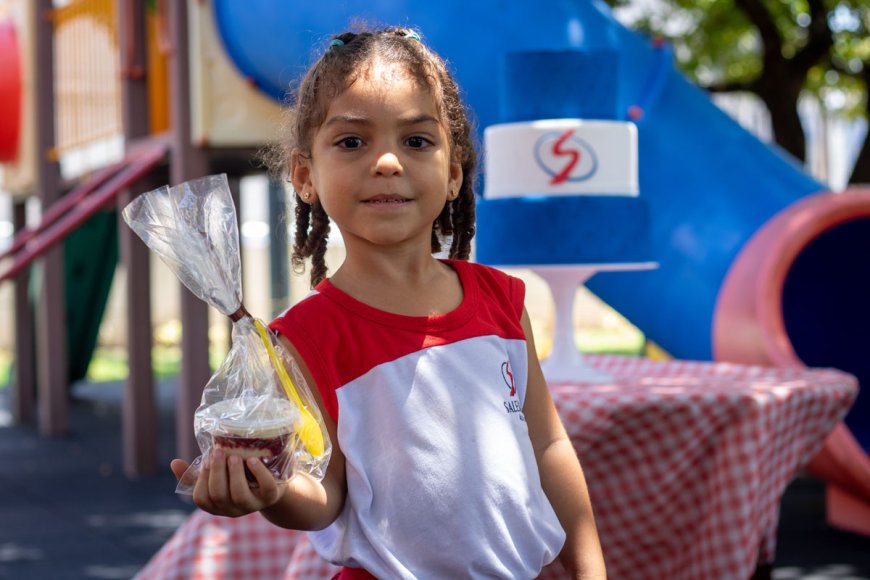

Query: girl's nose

[373,151,403,176]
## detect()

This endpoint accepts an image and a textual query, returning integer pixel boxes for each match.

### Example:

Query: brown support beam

[11,201,35,424]
[168,0,211,462]
[118,0,157,478]
[34,0,67,436]
[119,182,159,477]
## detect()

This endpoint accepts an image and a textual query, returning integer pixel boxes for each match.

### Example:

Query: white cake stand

[532,263,657,385]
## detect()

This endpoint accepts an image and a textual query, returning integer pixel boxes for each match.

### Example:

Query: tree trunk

[848,68,870,185]
[849,131,870,185]
[762,91,807,163]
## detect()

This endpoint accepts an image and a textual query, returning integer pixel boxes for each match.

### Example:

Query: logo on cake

[534,129,599,185]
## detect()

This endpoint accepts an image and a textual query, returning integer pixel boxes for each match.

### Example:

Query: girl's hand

[166,336,346,532]
[170,452,287,517]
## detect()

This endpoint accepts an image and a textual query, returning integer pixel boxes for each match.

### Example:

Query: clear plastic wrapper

[122,174,331,495]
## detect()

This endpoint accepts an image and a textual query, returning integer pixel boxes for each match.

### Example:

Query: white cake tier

[484,119,638,198]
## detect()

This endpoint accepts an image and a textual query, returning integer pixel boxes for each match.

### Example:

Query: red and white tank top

[270,260,565,578]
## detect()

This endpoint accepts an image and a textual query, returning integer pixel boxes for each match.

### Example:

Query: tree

[611,0,870,185]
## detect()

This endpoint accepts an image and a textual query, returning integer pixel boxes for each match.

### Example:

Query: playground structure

[1,0,870,538]
[0,0,286,478]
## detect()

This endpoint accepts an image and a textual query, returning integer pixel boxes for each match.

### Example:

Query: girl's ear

[290,150,317,203]
[448,151,463,201]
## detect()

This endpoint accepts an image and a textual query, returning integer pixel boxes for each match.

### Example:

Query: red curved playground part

[0,18,22,162]
[714,187,870,535]
[714,190,870,369]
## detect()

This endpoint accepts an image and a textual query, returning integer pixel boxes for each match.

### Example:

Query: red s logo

[534,129,598,184]
[549,129,581,185]
[501,361,516,397]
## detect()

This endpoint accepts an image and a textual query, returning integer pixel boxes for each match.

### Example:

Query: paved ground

[1,379,870,579]
[0,380,192,580]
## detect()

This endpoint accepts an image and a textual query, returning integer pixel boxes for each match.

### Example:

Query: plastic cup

[205,398,300,483]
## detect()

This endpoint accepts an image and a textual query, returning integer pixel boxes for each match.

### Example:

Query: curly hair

[263,27,478,288]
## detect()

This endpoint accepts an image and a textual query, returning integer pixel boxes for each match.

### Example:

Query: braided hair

[266,27,478,288]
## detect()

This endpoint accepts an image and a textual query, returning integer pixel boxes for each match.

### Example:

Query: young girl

[171,27,606,579]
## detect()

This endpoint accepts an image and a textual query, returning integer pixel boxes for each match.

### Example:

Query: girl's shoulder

[271,287,331,328]
[449,260,526,317]
[268,284,355,354]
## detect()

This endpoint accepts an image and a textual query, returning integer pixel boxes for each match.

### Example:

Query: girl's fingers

[226,457,279,509]
[192,455,215,512]
[226,454,258,506]
[246,458,280,501]
[189,451,279,516]
[207,449,231,505]
[170,459,190,481]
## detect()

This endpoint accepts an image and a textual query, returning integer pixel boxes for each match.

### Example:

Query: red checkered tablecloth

[136,356,857,580]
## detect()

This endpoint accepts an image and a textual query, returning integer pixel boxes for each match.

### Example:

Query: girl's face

[292,60,463,255]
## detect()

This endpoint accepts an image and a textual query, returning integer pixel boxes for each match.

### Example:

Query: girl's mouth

[364,195,410,205]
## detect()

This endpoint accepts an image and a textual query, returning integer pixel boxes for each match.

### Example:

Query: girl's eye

[406,136,431,149]
[337,137,364,149]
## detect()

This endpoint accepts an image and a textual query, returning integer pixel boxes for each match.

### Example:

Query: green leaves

[614,0,866,112]
[610,0,869,173]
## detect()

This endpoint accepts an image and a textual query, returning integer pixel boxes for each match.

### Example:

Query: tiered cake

[475,50,655,383]
[475,49,653,267]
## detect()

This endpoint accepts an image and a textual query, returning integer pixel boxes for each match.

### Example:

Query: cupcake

[200,398,300,483]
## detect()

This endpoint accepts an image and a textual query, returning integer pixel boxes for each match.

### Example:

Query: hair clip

[404,31,421,42]
[329,38,345,47]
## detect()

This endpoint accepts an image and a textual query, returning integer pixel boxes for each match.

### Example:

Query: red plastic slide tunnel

[715,188,870,536]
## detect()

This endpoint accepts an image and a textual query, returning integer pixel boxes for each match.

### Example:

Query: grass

[83,345,229,383]
[84,346,185,382]
[0,345,228,388]
[0,328,645,388]
[577,328,646,356]
[0,350,10,387]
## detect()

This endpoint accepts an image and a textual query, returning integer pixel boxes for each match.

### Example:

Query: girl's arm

[259,335,346,530]
[520,308,607,579]
[170,336,346,532]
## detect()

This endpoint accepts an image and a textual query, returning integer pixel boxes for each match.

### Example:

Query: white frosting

[484,119,638,198]
[201,398,299,438]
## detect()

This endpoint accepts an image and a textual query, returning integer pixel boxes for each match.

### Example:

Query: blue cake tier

[475,196,653,266]
[500,50,621,122]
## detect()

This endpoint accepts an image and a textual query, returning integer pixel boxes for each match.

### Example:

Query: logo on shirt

[534,128,599,185]
[501,361,516,397]
[501,361,524,420]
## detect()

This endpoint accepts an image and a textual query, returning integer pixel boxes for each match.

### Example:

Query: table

[135,356,857,580]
